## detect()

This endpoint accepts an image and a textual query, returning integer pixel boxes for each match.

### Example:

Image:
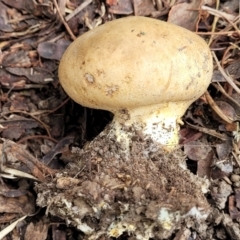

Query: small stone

[233,182,240,188]
[222,214,240,239]
[233,168,240,175]
[231,174,240,183]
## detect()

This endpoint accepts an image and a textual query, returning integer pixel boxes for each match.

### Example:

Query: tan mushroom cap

[59,16,212,118]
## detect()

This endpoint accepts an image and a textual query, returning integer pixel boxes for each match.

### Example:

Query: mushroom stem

[112,102,189,152]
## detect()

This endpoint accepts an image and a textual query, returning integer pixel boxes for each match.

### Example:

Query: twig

[0,110,52,137]
[46,97,70,114]
[186,122,227,141]
[53,0,76,40]
[197,31,236,35]
[17,135,58,144]
[232,142,240,167]
[208,0,220,46]
[212,82,240,108]
[205,90,233,124]
[65,0,93,21]
[201,5,236,22]
[212,51,240,94]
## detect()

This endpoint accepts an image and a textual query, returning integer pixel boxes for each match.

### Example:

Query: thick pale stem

[112,102,190,152]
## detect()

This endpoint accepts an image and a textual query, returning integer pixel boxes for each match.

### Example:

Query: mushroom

[59,16,212,152]
[37,16,213,239]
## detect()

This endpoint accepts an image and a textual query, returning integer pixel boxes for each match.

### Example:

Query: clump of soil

[36,122,209,239]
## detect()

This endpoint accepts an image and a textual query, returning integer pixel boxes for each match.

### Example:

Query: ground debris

[36,123,209,239]
[222,214,240,240]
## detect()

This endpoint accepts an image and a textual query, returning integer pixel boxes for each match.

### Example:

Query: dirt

[36,122,209,239]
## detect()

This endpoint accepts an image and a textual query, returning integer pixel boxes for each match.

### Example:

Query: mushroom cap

[59,16,212,115]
